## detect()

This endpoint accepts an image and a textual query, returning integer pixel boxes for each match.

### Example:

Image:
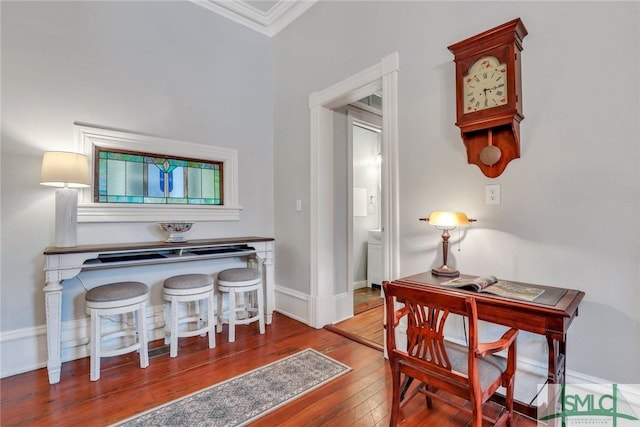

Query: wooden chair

[383,281,518,427]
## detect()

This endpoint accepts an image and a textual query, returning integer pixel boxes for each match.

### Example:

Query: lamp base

[55,188,78,248]
[432,265,460,277]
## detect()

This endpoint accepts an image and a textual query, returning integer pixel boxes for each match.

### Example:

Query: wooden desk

[391,272,584,416]
[43,236,274,384]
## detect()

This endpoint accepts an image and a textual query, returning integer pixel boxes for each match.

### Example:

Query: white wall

[1,1,274,375]
[273,1,639,383]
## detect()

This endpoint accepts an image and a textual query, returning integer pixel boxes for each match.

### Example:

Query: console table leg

[44,281,63,384]
[255,250,275,325]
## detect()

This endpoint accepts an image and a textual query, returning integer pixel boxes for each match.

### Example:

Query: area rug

[113,349,351,427]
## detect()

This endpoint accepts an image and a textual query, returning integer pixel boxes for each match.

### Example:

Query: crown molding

[192,0,317,36]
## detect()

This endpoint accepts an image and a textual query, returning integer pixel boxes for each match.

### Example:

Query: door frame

[308,52,400,327]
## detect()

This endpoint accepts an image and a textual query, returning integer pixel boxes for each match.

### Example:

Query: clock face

[463,56,508,113]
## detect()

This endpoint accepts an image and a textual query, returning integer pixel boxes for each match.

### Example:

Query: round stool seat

[217,268,261,286]
[164,274,214,296]
[86,281,148,308]
[164,273,213,290]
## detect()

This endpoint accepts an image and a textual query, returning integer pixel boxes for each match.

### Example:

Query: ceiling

[193,0,317,36]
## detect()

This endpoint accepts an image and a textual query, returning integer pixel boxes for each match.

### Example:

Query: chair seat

[444,341,507,390]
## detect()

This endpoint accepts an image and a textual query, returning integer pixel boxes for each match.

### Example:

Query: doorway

[324,101,386,349]
[308,52,399,330]
[347,103,383,317]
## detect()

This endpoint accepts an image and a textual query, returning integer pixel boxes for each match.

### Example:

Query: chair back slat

[405,301,453,370]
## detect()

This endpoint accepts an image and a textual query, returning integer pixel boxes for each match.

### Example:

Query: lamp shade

[427,211,469,228]
[40,151,90,188]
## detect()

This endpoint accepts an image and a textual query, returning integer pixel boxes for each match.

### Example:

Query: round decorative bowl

[159,222,193,243]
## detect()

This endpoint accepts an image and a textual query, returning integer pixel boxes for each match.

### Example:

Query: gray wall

[273,1,639,383]
[1,1,274,331]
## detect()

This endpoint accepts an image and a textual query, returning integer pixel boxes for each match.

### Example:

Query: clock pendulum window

[448,18,528,178]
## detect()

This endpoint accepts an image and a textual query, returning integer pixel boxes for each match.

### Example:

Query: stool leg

[89,309,101,381]
[228,289,236,343]
[198,299,206,337]
[137,302,149,368]
[257,285,265,335]
[163,298,170,345]
[216,289,223,334]
[169,296,179,358]
[207,291,216,349]
[237,293,247,319]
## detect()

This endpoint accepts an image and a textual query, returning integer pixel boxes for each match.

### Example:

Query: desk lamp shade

[427,211,470,277]
[428,211,470,228]
[40,152,90,247]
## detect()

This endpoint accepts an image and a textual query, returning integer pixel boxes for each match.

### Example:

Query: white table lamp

[40,151,90,247]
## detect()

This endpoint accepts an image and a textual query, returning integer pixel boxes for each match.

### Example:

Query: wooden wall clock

[448,18,528,178]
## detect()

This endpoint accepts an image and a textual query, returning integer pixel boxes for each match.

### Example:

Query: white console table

[43,236,274,384]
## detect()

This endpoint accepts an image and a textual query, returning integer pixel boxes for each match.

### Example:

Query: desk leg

[44,280,63,384]
[547,337,567,385]
[544,336,568,426]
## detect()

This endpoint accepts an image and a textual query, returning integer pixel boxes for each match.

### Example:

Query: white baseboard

[333,291,354,324]
[353,280,367,289]
[272,286,353,326]
[0,324,48,378]
[273,285,310,324]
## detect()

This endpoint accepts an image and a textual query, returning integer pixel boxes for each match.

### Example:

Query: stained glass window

[95,148,223,205]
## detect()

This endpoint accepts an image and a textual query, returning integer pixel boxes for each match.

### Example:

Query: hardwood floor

[325,304,385,351]
[0,313,537,426]
[354,287,384,315]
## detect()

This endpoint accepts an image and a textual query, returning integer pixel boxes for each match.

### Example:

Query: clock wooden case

[448,18,528,178]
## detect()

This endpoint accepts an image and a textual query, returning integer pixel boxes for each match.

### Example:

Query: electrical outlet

[486,184,501,205]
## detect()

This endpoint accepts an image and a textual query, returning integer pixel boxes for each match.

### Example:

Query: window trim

[75,124,241,222]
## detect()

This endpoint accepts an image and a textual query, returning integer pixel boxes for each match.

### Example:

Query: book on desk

[442,275,545,302]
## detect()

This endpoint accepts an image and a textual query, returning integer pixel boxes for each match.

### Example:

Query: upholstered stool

[85,281,149,381]
[216,268,265,343]
[163,274,216,357]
